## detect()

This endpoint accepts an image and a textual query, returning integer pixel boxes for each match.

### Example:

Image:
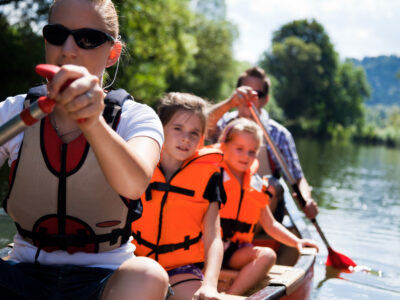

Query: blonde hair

[219,118,263,150]
[157,92,209,134]
[48,0,120,39]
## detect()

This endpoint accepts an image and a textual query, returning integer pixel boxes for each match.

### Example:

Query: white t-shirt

[0,93,164,270]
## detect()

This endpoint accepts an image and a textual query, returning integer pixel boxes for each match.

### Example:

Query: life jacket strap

[220,218,256,239]
[132,231,202,255]
[145,182,195,201]
[15,222,132,252]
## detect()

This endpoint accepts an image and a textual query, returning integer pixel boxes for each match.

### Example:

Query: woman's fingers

[47,65,105,125]
[47,64,89,99]
[63,83,102,113]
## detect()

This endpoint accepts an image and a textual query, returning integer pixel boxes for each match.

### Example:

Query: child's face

[222,131,259,177]
[162,110,203,164]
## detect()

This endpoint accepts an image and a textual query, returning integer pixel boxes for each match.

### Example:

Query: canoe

[217,181,317,300]
[0,183,316,300]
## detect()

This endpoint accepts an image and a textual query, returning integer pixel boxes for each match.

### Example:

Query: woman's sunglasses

[43,24,115,49]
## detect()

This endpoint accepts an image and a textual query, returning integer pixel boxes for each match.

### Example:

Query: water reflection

[295,138,400,299]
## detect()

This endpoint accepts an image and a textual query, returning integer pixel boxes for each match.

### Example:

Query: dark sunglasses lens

[43,25,69,46]
[257,90,266,98]
[74,29,108,49]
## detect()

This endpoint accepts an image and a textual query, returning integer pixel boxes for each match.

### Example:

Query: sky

[225,0,400,64]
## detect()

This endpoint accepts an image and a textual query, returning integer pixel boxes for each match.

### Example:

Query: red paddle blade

[326,247,357,269]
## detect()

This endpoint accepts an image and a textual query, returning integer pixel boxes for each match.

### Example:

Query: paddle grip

[36,64,85,123]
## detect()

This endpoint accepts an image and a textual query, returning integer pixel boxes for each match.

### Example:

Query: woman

[0,0,168,299]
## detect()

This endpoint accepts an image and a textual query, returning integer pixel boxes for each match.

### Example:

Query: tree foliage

[0,0,50,25]
[262,36,324,119]
[331,61,370,130]
[167,15,237,101]
[260,19,370,136]
[0,14,44,101]
[114,0,197,105]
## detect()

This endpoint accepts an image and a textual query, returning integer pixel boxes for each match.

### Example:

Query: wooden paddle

[248,103,357,270]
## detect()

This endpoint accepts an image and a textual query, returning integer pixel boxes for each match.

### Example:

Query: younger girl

[218,118,318,295]
[132,93,225,300]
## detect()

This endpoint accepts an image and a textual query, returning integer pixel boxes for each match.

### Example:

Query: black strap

[16,220,133,252]
[132,231,202,255]
[145,182,195,201]
[171,278,202,288]
[102,88,133,125]
[220,218,255,239]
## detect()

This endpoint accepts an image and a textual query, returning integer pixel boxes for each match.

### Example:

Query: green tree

[0,14,44,101]
[330,61,370,131]
[0,0,50,25]
[167,15,237,101]
[116,0,198,106]
[261,36,323,119]
[260,19,369,136]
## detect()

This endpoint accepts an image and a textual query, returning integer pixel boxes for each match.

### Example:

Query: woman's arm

[48,65,161,199]
[194,201,223,300]
[84,121,160,199]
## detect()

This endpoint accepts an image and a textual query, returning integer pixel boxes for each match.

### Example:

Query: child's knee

[116,257,169,296]
[133,257,169,286]
[256,247,276,265]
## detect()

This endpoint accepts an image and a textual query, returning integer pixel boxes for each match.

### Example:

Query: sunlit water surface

[296,138,400,300]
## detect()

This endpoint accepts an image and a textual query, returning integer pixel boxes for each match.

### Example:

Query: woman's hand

[47,64,105,129]
[193,284,221,300]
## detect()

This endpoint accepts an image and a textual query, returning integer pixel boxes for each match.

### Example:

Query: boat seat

[218,263,307,296]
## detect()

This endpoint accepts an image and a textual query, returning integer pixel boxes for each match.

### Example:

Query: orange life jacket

[132,147,223,270]
[4,86,141,254]
[219,160,269,243]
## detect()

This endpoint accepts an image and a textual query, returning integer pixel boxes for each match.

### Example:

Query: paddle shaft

[248,103,332,249]
[0,97,55,146]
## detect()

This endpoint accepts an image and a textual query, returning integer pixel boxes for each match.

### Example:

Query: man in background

[206,67,318,220]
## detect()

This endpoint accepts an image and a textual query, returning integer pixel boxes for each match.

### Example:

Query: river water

[295,138,400,300]
[0,138,399,299]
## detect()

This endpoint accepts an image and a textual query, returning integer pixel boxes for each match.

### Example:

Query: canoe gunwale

[245,182,317,300]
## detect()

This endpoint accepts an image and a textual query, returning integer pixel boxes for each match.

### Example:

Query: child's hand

[193,284,221,300]
[297,238,319,252]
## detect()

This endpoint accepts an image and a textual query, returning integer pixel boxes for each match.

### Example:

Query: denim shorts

[0,259,114,300]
